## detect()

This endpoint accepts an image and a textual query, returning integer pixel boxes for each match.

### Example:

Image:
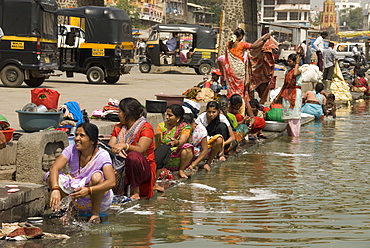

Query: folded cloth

[6,223,43,240]
[108,98,120,107]
[103,105,119,112]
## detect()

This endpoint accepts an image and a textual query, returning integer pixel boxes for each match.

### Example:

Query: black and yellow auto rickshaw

[57,6,135,84]
[139,24,217,75]
[0,0,59,87]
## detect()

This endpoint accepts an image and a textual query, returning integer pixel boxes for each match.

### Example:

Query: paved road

[0,66,285,131]
[0,66,203,130]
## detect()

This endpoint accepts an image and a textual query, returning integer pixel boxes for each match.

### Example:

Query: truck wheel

[87,66,104,84]
[1,65,24,87]
[25,77,45,87]
[105,76,120,84]
[199,63,212,75]
[194,67,201,75]
[139,62,151,73]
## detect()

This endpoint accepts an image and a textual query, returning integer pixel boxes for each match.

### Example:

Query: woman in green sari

[156,104,194,178]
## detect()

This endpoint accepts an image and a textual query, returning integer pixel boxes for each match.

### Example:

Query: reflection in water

[19,102,370,247]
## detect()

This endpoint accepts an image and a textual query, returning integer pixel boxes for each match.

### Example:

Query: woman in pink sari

[46,122,115,224]
[224,28,270,100]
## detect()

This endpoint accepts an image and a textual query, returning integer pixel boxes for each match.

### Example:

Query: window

[290,12,299,20]
[264,0,275,5]
[277,0,310,4]
[264,7,275,17]
[277,12,287,20]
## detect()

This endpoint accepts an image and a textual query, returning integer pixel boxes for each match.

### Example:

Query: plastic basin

[1,128,15,142]
[155,94,184,107]
[15,110,63,132]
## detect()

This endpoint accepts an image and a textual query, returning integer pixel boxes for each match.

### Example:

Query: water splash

[190,183,217,191]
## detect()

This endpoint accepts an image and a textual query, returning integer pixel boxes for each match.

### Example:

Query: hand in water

[50,190,61,211]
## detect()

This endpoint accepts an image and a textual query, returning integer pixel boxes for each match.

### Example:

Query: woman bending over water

[195,101,235,160]
[156,104,193,178]
[45,122,115,224]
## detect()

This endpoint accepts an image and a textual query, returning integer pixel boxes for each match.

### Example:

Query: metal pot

[145,100,167,113]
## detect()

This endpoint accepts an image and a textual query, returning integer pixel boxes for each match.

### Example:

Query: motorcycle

[340,52,370,69]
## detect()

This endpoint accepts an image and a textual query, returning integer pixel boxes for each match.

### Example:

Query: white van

[335,42,365,62]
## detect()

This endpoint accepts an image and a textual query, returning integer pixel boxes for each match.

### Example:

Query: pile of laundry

[0,222,69,241]
[91,98,120,122]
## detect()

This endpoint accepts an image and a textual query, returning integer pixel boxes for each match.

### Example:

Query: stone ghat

[0,111,315,224]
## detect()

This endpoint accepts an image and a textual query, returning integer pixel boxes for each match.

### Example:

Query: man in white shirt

[313,31,328,72]
[352,44,360,63]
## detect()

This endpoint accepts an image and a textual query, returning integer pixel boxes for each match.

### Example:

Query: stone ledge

[0,181,46,223]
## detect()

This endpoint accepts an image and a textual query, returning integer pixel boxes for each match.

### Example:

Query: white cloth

[313,36,324,52]
[195,112,231,128]
[0,27,4,39]
[300,64,322,83]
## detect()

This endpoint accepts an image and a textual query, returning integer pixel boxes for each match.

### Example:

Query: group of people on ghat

[40,27,340,224]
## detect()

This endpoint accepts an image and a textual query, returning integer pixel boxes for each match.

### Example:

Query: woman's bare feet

[130,193,140,200]
[88,215,101,224]
[203,163,211,172]
[219,155,226,161]
[178,169,188,178]
[153,184,165,192]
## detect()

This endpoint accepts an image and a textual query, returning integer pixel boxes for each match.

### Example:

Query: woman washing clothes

[274,53,302,137]
[301,82,326,120]
[351,70,370,96]
[195,101,235,159]
[183,113,223,172]
[156,104,193,179]
[45,122,115,224]
[228,94,265,141]
[108,97,156,200]
[223,28,270,100]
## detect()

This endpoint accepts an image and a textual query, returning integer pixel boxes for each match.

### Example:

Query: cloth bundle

[300,64,323,83]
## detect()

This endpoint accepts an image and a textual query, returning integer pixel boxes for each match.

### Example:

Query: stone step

[0,181,47,224]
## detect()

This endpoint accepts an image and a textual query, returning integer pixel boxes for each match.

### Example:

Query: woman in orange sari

[224,28,270,100]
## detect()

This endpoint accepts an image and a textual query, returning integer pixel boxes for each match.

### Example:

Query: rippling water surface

[16,102,370,247]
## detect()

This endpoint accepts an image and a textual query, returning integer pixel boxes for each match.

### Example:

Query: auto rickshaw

[0,0,59,87]
[139,24,217,75]
[57,6,135,84]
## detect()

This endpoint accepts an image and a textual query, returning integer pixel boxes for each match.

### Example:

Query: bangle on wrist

[87,187,92,195]
[125,143,130,152]
[52,186,60,191]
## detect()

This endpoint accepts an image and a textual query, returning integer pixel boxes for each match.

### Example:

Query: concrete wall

[0,113,168,183]
[220,0,257,55]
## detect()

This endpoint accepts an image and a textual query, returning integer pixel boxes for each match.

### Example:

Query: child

[325,93,336,118]
[249,99,267,139]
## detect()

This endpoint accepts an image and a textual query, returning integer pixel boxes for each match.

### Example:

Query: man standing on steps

[313,31,328,72]
[322,42,337,90]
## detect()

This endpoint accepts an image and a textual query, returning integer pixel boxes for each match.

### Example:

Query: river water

[10,101,370,247]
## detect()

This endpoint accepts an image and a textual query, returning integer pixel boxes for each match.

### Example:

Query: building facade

[260,0,311,45]
[261,0,310,27]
